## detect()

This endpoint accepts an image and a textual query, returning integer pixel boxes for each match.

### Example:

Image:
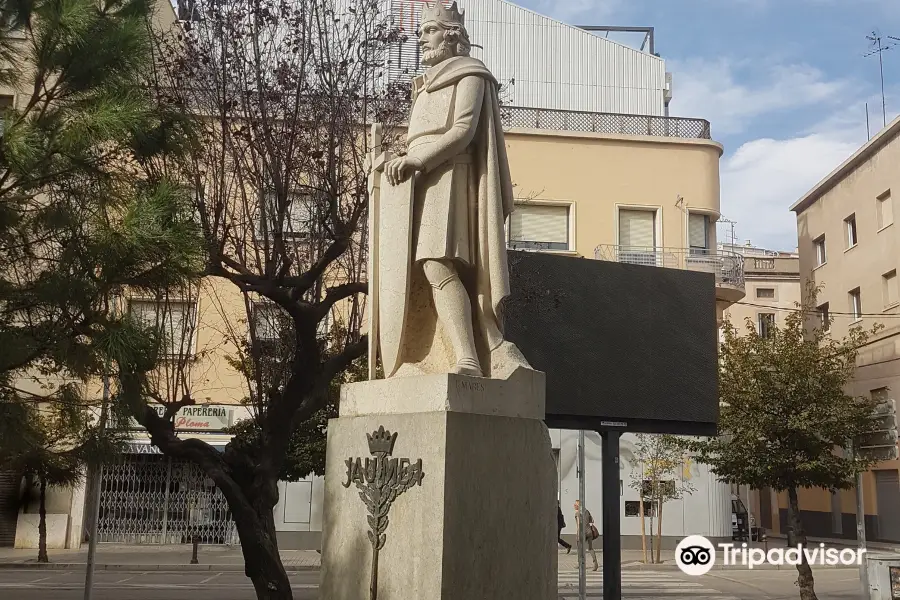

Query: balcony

[594,245,746,305]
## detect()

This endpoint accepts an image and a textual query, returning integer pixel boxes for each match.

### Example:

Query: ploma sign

[129,404,234,431]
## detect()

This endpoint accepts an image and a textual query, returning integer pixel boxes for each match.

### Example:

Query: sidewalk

[1,538,896,572]
[556,536,900,572]
[0,545,321,572]
[766,532,900,553]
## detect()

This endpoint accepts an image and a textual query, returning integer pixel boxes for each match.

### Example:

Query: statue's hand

[385,156,424,186]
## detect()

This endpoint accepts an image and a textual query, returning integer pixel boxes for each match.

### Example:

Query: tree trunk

[655,493,663,565]
[37,476,48,564]
[639,496,647,563]
[788,487,818,600]
[233,500,292,600]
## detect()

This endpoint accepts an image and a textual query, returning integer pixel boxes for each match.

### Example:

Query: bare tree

[114,1,408,597]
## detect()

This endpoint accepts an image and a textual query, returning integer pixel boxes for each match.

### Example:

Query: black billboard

[505,250,719,436]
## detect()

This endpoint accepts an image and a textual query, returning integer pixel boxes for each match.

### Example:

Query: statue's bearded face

[419,21,454,66]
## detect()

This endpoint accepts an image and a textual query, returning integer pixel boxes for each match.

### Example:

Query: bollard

[191,536,200,565]
[761,530,768,553]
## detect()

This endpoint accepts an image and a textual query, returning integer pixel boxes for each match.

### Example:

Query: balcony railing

[594,245,745,290]
[500,107,712,140]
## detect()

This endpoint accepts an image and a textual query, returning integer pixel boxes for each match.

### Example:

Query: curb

[0,563,319,572]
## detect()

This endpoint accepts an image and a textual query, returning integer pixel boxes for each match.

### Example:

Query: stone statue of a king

[369,1,530,380]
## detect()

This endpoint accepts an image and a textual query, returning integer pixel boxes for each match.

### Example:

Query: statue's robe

[379,56,515,378]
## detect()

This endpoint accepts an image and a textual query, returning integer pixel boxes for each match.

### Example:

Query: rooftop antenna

[865,31,900,128]
[717,215,737,250]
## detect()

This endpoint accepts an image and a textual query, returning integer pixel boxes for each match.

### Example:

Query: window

[757,313,776,339]
[252,303,286,341]
[617,208,657,265]
[845,214,858,248]
[508,203,570,251]
[884,270,899,308]
[0,95,13,110]
[814,235,826,267]
[849,288,862,322]
[129,299,197,356]
[256,191,313,241]
[878,190,894,230]
[818,302,830,332]
[756,287,775,300]
[251,301,329,342]
[872,387,890,404]
[688,213,710,255]
[624,500,654,517]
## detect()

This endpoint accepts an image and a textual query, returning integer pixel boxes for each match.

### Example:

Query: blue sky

[518,0,900,251]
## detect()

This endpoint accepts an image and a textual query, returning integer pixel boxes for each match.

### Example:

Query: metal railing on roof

[594,245,745,289]
[499,106,712,140]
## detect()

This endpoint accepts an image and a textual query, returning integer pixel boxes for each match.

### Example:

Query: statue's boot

[424,260,483,377]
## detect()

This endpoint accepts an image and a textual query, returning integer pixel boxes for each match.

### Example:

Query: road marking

[114,575,136,583]
[28,577,52,583]
[199,572,222,584]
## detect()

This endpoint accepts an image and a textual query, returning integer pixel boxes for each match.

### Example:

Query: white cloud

[669,58,853,136]
[719,132,862,251]
[720,89,900,252]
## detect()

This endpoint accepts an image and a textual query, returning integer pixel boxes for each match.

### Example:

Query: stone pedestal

[320,368,557,600]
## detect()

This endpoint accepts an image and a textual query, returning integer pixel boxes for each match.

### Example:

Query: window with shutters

[757,313,775,339]
[129,299,197,356]
[849,288,862,322]
[617,208,657,266]
[688,213,710,255]
[884,270,899,308]
[508,203,570,251]
[818,302,830,332]
[845,214,858,248]
[814,235,826,267]
[878,190,893,230]
[251,301,330,343]
[256,190,314,241]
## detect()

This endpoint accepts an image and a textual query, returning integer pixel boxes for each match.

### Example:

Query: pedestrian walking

[557,501,571,553]
[574,499,599,571]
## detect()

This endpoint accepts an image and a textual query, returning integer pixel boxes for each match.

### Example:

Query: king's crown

[421,1,465,26]
[367,426,398,456]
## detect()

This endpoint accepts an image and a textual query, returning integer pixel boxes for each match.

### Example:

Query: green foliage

[0,0,202,405]
[0,382,124,488]
[225,331,370,482]
[685,283,883,493]
[630,434,694,502]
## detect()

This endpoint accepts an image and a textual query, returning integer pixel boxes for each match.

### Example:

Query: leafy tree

[0,388,122,562]
[630,434,694,564]
[685,285,882,600]
[117,1,407,596]
[0,0,201,562]
[225,329,371,483]
[0,0,200,396]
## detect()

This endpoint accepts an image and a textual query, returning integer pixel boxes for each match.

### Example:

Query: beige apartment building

[789,114,900,542]
[1,1,747,551]
[721,243,800,338]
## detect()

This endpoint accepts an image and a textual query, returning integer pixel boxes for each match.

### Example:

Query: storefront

[95,404,246,545]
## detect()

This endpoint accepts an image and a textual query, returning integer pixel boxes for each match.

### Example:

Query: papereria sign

[129,404,235,432]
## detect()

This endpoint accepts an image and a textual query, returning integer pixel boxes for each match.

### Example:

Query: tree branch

[316,281,366,320]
